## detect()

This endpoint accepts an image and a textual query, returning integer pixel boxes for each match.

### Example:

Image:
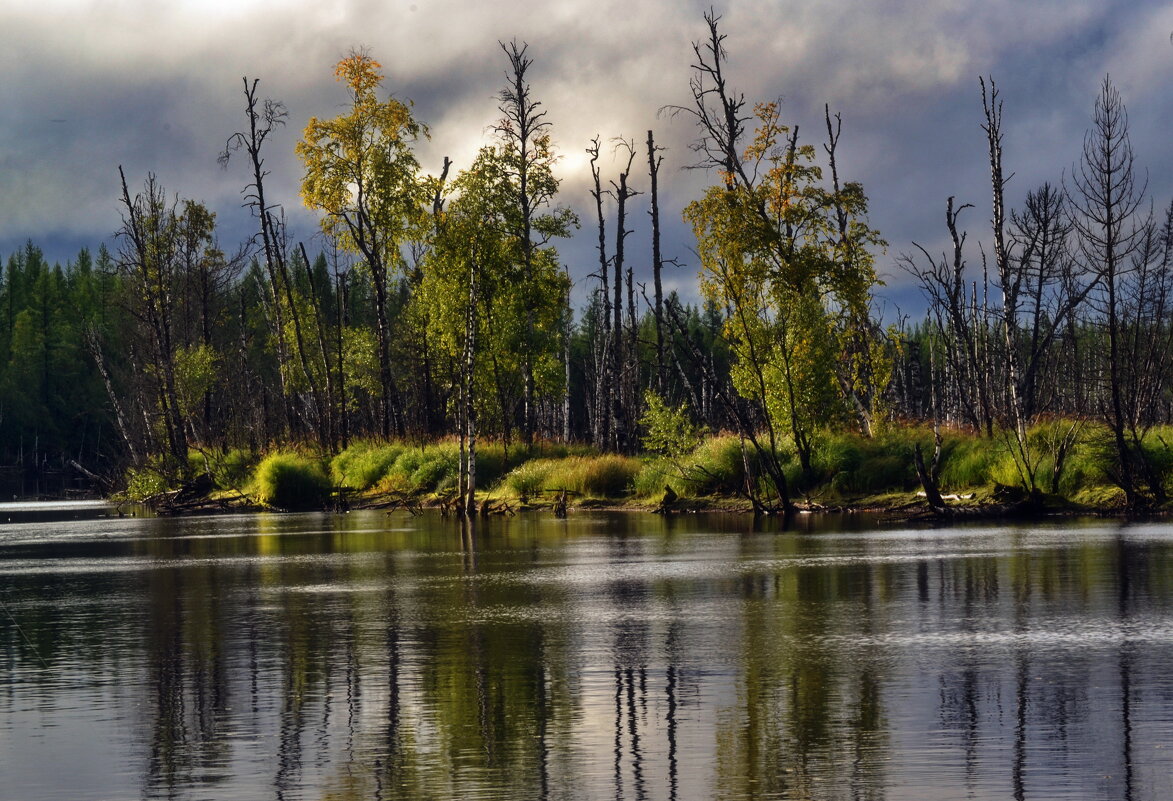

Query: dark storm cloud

[1,0,1170,313]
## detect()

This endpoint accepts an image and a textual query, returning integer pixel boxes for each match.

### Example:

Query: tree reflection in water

[1,512,1172,800]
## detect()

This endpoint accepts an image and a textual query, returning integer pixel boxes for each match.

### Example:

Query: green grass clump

[1054,438,1109,497]
[330,438,595,498]
[410,450,459,493]
[938,434,998,490]
[252,452,332,510]
[502,460,554,499]
[787,428,921,496]
[632,458,674,498]
[1140,427,1173,493]
[366,442,458,494]
[470,442,510,487]
[1070,482,1126,508]
[632,435,749,497]
[812,434,864,482]
[502,454,641,499]
[684,435,748,495]
[810,432,862,493]
[986,446,1028,488]
[390,447,425,478]
[549,454,641,497]
[331,441,406,490]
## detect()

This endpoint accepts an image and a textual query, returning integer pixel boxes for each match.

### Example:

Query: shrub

[252,452,332,510]
[640,390,705,459]
[123,466,169,500]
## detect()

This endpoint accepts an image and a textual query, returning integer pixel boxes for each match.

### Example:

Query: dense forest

[2,13,1172,511]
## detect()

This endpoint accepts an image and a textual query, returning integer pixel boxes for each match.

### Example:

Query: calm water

[1,508,1171,800]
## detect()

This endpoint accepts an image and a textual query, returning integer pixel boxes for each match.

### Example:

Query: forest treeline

[2,13,1172,511]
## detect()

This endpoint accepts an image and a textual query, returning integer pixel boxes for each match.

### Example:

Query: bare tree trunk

[498,41,541,447]
[85,326,141,465]
[981,78,1033,489]
[563,266,572,443]
[335,264,350,448]
[299,242,337,449]
[824,105,877,436]
[626,266,638,451]
[587,137,611,450]
[610,139,639,453]
[463,255,479,515]
[647,130,667,395]
[221,77,296,437]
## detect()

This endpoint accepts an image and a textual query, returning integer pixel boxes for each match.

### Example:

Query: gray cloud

[2,0,1170,315]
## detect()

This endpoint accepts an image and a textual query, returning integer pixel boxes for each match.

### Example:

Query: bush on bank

[251,451,332,510]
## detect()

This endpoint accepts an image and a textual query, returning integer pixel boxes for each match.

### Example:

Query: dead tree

[1070,76,1153,508]
[220,78,300,437]
[587,137,612,450]
[900,198,998,435]
[647,130,668,395]
[496,40,546,446]
[609,138,640,453]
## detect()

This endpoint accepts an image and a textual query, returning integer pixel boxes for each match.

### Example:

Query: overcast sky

[2,0,1171,313]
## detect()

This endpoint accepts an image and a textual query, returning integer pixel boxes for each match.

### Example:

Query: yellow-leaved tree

[296,50,429,438]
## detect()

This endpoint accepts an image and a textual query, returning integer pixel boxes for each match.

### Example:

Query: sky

[2,0,1172,315]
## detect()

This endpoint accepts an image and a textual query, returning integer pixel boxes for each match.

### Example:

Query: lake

[1,506,1171,800]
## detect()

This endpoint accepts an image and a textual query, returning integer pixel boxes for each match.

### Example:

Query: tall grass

[331,441,406,491]
[252,451,332,510]
[502,454,641,499]
[808,428,920,494]
[329,438,593,497]
[632,434,751,498]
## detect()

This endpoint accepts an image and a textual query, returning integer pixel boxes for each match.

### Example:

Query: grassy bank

[117,421,1173,514]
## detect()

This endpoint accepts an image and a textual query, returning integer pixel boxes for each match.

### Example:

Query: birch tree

[297,50,428,438]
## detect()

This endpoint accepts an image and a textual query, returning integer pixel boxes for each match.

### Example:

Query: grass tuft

[502,454,641,499]
[252,452,332,510]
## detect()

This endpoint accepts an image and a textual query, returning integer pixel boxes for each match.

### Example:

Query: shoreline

[116,484,1155,525]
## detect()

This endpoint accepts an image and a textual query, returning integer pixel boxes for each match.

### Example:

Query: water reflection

[0,512,1172,800]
